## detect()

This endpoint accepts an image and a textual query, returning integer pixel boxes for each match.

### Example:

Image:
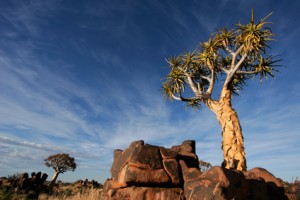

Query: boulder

[19,173,29,189]
[245,167,288,200]
[102,140,291,200]
[41,173,48,184]
[181,161,249,200]
[109,140,192,187]
[35,171,42,184]
[102,140,195,200]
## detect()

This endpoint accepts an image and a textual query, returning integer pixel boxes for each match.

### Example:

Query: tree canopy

[163,10,279,109]
[45,153,76,174]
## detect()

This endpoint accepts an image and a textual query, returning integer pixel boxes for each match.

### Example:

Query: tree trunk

[206,88,247,171]
[49,171,60,190]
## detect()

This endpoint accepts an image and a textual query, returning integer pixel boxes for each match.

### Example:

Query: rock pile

[17,172,48,191]
[102,140,290,200]
[0,171,49,199]
[75,178,102,188]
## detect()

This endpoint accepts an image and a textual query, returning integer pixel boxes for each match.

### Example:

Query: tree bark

[205,88,246,171]
[49,171,60,190]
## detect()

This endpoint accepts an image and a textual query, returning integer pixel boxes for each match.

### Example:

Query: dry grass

[41,188,102,200]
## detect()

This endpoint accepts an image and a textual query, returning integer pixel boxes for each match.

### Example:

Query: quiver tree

[45,153,76,189]
[162,11,279,171]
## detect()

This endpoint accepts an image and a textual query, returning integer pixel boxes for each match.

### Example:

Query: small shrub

[1,187,13,200]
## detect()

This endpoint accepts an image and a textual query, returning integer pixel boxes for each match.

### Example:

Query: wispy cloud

[0,0,59,37]
[0,0,299,183]
[0,136,62,152]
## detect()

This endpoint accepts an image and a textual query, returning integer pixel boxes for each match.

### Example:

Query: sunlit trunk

[206,88,247,171]
[49,171,60,189]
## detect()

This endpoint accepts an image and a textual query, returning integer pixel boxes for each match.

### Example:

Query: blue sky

[0,0,299,183]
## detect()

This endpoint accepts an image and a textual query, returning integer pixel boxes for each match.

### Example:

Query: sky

[0,0,299,183]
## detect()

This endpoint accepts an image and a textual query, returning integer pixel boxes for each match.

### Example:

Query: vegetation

[45,153,76,189]
[0,174,103,200]
[46,188,102,200]
[162,10,280,171]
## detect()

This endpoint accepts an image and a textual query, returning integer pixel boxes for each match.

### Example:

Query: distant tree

[162,10,280,171]
[199,160,212,172]
[45,153,76,189]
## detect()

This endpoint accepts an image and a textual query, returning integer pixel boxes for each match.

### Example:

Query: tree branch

[202,76,211,82]
[224,52,248,88]
[231,45,244,69]
[181,96,200,102]
[171,94,182,101]
[178,66,202,96]
[236,70,258,74]
[171,93,200,102]
[222,41,234,55]
[232,53,248,73]
[220,67,230,74]
[206,69,215,95]
[187,76,201,96]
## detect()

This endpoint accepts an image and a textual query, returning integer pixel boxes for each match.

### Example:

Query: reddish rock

[179,160,202,183]
[118,164,171,186]
[162,158,181,185]
[181,140,196,153]
[171,140,195,154]
[101,186,184,200]
[111,141,165,183]
[178,151,199,169]
[181,164,249,200]
[159,147,177,159]
[172,141,199,169]
[245,167,288,200]
[130,144,163,169]
[111,140,145,181]
[103,140,291,200]
[246,178,270,200]
[245,167,283,188]
[103,179,127,190]
[111,149,123,181]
